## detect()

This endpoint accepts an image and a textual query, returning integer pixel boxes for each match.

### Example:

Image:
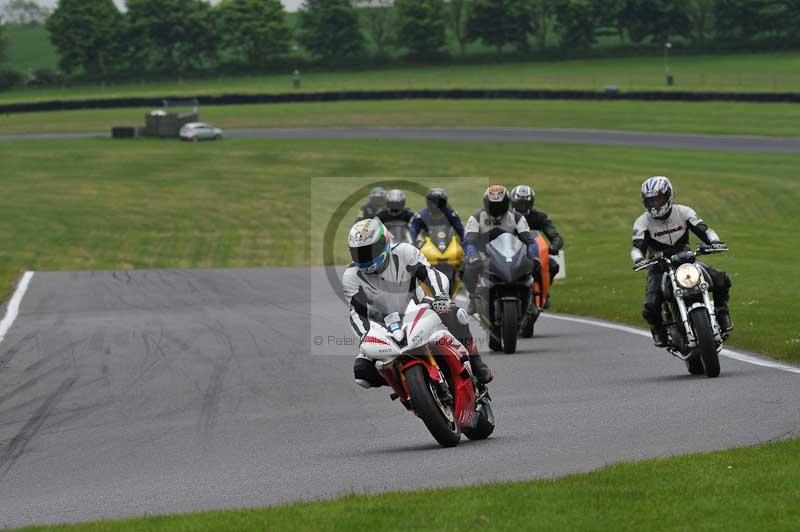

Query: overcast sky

[29,0,304,12]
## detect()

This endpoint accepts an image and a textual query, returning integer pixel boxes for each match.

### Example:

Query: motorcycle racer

[409,188,465,242]
[463,185,538,312]
[358,186,387,221]
[343,218,493,387]
[510,185,564,280]
[632,176,733,347]
[376,189,415,225]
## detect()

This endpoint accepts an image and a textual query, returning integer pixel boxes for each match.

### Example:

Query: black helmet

[483,185,510,220]
[426,188,448,213]
[385,189,406,216]
[510,185,535,214]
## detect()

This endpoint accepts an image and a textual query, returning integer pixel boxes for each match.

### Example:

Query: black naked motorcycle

[634,244,730,378]
[468,233,533,354]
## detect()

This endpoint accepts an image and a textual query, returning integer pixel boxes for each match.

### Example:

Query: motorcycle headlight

[675,263,701,289]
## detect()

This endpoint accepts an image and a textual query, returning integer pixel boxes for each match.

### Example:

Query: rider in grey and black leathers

[632,176,732,347]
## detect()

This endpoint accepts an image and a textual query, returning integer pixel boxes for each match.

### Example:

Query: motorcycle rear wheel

[689,309,720,378]
[405,365,461,447]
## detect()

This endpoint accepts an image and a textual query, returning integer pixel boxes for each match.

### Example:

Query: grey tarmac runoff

[0,267,798,528]
[2,127,800,152]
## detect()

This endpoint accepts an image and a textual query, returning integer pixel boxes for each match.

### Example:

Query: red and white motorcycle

[360,294,495,447]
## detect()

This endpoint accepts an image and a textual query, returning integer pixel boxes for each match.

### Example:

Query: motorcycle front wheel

[689,309,720,378]
[463,400,495,441]
[502,300,518,354]
[405,365,461,447]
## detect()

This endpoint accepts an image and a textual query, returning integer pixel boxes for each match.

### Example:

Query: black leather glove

[548,246,560,256]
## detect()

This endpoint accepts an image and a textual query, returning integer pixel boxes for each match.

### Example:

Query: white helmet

[641,176,673,220]
[348,218,391,274]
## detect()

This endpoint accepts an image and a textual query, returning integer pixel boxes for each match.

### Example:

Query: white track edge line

[0,271,34,345]
[541,313,800,375]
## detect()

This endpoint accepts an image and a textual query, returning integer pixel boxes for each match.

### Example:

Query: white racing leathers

[630,204,720,262]
[342,242,449,341]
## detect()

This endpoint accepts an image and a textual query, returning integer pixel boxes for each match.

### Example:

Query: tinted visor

[644,193,668,210]
[511,197,532,212]
[487,196,510,218]
[350,237,388,268]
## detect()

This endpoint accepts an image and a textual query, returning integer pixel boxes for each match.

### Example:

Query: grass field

[17,437,800,531]
[2,52,800,104]
[1,137,797,362]
[2,99,800,137]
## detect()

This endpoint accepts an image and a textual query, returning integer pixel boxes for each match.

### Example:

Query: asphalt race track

[3,127,800,152]
[0,267,798,528]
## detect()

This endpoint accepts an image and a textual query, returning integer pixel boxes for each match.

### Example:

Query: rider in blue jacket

[409,188,465,242]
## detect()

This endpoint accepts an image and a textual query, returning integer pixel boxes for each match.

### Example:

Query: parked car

[179,122,223,142]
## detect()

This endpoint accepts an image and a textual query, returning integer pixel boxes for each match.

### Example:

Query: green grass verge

[1,137,797,362]
[2,99,799,137]
[3,52,800,104]
[18,437,800,531]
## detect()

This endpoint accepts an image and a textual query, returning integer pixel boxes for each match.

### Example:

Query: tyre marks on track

[0,376,77,480]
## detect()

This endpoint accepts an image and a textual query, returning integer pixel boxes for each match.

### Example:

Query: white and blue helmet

[641,176,674,219]
[348,218,391,274]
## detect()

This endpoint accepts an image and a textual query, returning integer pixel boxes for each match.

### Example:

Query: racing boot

[650,326,668,348]
[353,355,386,388]
[717,306,733,333]
[465,338,493,384]
[467,294,478,316]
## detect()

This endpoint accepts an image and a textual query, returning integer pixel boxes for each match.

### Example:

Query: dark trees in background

[467,0,535,55]
[620,0,691,44]
[712,0,767,42]
[355,0,394,59]
[553,0,596,49]
[395,0,448,58]
[448,0,472,56]
[126,0,218,74]
[46,0,125,77]
[298,0,365,66]
[219,0,290,67]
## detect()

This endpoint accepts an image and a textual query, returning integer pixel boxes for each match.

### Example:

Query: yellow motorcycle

[418,223,464,297]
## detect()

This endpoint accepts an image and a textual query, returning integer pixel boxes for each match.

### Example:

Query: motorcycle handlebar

[633,245,729,272]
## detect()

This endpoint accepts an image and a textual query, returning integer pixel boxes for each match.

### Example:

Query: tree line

[1,0,800,86]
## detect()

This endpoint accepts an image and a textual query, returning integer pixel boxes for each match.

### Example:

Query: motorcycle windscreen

[485,233,532,282]
[427,224,454,250]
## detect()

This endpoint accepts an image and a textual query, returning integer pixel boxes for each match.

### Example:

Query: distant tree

[685,0,714,47]
[619,0,690,44]
[219,0,290,67]
[531,0,557,50]
[712,0,768,42]
[2,0,52,26]
[553,0,595,49]
[395,0,448,58]
[448,0,472,56]
[126,0,218,73]
[46,0,124,77]
[757,0,800,41]
[0,23,6,64]
[298,0,365,65]
[355,0,394,58]
[467,0,535,55]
